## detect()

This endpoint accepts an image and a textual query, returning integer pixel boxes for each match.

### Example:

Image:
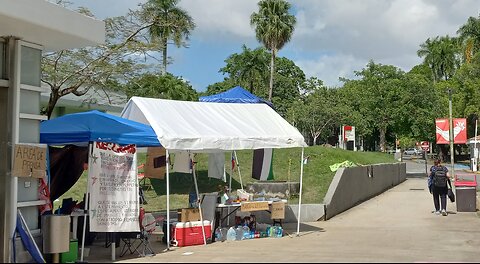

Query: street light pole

[448,88,455,179]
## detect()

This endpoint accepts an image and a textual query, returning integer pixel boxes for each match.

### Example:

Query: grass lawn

[54,146,396,213]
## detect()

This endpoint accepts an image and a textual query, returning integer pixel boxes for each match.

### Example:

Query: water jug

[242,225,250,240]
[226,227,236,241]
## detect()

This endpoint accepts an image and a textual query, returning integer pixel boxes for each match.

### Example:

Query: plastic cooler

[172,220,212,247]
[454,174,477,212]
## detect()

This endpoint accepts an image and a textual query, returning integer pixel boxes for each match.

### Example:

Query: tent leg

[80,142,92,262]
[190,153,207,245]
[233,151,243,190]
[166,150,170,251]
[297,147,304,236]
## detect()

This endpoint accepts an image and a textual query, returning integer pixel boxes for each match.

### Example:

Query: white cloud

[179,0,258,42]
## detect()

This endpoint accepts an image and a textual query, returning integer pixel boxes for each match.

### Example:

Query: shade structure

[199,86,273,108]
[40,110,161,147]
[121,97,306,152]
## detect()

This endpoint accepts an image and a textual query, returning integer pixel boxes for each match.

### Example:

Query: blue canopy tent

[40,110,160,147]
[199,86,273,108]
[40,110,160,261]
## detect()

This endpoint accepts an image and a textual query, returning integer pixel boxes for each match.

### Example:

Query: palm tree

[457,15,480,63]
[417,36,460,82]
[251,0,296,101]
[142,0,195,75]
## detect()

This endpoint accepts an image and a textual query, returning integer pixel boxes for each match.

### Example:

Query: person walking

[429,159,451,216]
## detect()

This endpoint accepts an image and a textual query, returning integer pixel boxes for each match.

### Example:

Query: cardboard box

[271,202,285,219]
[145,147,166,179]
[178,208,201,222]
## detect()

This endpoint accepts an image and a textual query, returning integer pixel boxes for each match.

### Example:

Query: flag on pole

[252,148,274,181]
[231,152,236,170]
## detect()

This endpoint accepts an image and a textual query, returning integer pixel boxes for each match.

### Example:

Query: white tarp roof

[121,97,307,152]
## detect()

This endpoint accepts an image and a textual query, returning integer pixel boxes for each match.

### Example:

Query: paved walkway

[114,177,480,263]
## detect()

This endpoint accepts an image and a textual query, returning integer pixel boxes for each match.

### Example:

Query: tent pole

[166,149,170,251]
[190,153,207,245]
[296,147,305,236]
[228,151,234,226]
[234,151,243,190]
[80,142,93,262]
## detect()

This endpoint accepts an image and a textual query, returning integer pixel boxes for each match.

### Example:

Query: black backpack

[433,166,448,188]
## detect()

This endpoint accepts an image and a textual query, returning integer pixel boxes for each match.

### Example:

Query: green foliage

[250,0,297,101]
[417,36,461,82]
[125,73,198,101]
[140,0,195,75]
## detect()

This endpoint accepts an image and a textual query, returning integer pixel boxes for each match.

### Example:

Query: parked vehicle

[403,148,420,155]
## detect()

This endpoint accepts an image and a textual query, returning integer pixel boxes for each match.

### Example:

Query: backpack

[433,166,448,188]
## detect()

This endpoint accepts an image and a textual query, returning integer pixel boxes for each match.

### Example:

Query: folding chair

[119,209,156,257]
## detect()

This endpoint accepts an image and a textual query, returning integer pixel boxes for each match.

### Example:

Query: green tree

[41,9,156,119]
[417,36,460,82]
[288,78,345,145]
[457,15,480,63]
[125,73,198,101]
[251,0,296,101]
[220,45,269,94]
[141,0,195,75]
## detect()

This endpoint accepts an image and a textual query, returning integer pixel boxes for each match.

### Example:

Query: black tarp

[49,145,88,201]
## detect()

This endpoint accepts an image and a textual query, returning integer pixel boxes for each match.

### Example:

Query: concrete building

[0,0,104,261]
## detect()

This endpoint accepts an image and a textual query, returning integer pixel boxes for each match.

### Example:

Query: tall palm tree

[142,0,195,75]
[457,15,480,63]
[251,0,296,101]
[417,36,460,82]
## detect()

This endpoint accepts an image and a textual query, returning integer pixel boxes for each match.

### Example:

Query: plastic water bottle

[270,226,277,238]
[235,226,244,241]
[215,227,226,242]
[226,227,236,241]
[242,225,250,240]
[276,226,283,238]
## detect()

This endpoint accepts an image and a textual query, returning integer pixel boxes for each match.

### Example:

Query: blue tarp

[199,86,273,107]
[40,110,161,147]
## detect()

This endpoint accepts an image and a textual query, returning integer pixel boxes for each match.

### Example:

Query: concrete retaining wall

[323,163,406,220]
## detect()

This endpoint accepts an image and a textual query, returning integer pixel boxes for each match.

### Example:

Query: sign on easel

[89,142,139,232]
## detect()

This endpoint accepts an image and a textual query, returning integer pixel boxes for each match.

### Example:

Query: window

[20,45,41,86]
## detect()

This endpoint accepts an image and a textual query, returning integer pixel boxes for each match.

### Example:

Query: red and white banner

[435,118,467,144]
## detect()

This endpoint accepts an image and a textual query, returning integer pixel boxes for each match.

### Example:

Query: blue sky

[68,0,480,92]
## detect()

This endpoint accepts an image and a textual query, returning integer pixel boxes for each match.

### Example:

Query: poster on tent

[89,142,140,232]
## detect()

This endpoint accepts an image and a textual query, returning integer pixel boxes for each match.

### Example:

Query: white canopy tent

[121,97,307,247]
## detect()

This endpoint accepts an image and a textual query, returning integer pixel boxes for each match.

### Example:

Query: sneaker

[435,211,441,215]
[441,209,447,216]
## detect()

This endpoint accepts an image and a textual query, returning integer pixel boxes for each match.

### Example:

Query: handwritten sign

[13,144,46,178]
[89,142,139,232]
[271,202,285,220]
[241,201,269,212]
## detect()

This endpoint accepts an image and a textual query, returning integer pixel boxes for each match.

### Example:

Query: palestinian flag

[252,148,274,181]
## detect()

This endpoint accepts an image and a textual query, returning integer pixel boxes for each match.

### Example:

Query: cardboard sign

[241,201,269,212]
[178,208,200,222]
[13,144,46,178]
[271,202,285,220]
[145,147,166,179]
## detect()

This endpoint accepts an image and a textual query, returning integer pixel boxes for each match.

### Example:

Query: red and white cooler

[172,220,212,247]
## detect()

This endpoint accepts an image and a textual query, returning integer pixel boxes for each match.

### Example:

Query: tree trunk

[45,92,60,120]
[379,126,387,152]
[268,49,276,102]
[161,36,168,76]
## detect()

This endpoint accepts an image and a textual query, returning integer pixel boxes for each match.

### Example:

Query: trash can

[60,239,78,263]
[455,180,477,212]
